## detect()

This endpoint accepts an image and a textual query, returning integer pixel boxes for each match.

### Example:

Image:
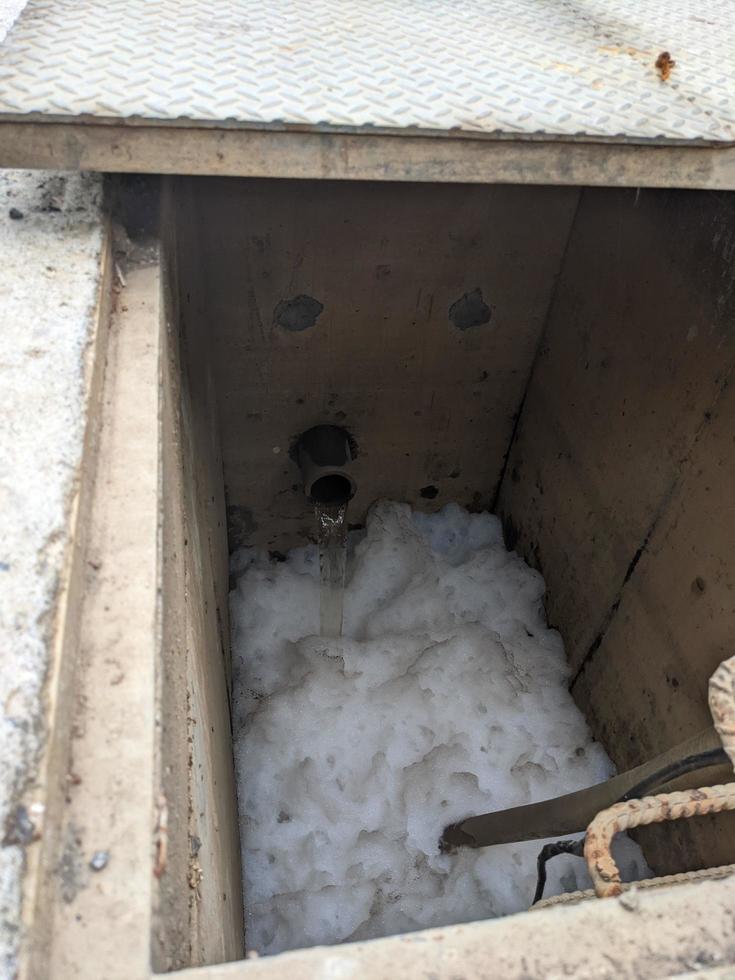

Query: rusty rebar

[584,654,735,899]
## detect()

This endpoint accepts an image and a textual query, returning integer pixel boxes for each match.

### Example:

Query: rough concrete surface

[172,874,735,980]
[0,169,104,977]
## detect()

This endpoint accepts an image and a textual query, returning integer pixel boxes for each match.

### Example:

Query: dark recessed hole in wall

[449,287,492,330]
[274,294,324,331]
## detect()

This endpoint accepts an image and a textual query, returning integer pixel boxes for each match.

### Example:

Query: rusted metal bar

[584,654,735,899]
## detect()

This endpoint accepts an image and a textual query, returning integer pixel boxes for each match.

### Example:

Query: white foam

[230,501,650,955]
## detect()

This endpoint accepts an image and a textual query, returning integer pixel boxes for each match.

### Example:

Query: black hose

[532,839,585,905]
[619,747,726,801]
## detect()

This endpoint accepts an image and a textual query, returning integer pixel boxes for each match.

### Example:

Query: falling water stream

[316,501,348,637]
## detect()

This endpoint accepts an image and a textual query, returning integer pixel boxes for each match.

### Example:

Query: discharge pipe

[295,425,357,505]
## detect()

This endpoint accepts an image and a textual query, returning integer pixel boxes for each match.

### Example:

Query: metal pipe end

[308,471,355,505]
[295,425,357,506]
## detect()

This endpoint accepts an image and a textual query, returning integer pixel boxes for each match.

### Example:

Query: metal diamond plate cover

[0,0,733,142]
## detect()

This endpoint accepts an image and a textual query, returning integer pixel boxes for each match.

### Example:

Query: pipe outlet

[295,425,357,505]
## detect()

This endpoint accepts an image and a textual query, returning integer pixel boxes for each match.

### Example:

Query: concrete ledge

[0,169,107,976]
[169,874,735,980]
[0,123,734,189]
[33,251,161,980]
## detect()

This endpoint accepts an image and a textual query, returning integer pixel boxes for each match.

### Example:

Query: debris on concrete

[89,851,109,872]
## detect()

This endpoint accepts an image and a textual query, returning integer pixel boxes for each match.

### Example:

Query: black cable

[619,747,726,801]
[531,747,728,905]
[532,839,584,905]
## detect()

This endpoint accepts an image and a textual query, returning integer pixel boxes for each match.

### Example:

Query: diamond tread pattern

[0,0,733,141]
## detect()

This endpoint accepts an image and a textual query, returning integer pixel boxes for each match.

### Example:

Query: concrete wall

[174,177,579,552]
[497,186,735,872]
[156,182,244,969]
